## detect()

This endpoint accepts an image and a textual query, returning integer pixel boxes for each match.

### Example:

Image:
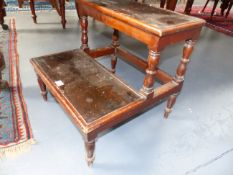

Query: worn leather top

[79,0,205,36]
[31,49,142,124]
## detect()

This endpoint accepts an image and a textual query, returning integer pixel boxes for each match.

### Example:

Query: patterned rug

[177,6,233,37]
[0,18,34,159]
[5,0,76,12]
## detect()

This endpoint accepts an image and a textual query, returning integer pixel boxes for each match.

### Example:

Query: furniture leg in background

[225,0,233,17]
[0,0,8,30]
[201,0,220,18]
[184,0,194,14]
[166,0,178,11]
[20,0,66,28]
[0,51,8,89]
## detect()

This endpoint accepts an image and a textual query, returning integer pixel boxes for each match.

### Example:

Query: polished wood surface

[32,0,205,166]
[79,0,203,38]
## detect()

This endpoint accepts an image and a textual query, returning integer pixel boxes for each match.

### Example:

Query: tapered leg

[111,29,119,73]
[210,0,220,18]
[85,140,95,167]
[160,0,166,8]
[166,0,178,11]
[184,0,194,14]
[164,40,195,118]
[140,49,160,98]
[0,6,8,30]
[18,0,23,8]
[58,0,66,29]
[225,2,233,18]
[0,52,8,89]
[29,0,37,24]
[220,0,229,16]
[37,75,48,101]
[201,0,210,13]
[75,0,80,19]
[164,93,178,118]
[80,16,89,51]
[50,0,61,16]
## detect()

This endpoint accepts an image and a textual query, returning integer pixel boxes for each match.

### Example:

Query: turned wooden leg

[166,0,178,11]
[164,40,195,118]
[18,0,24,8]
[164,93,179,118]
[160,0,166,8]
[75,0,80,19]
[37,75,48,101]
[0,75,8,89]
[111,29,119,73]
[0,72,8,89]
[80,16,89,52]
[58,0,66,29]
[85,140,96,167]
[201,0,210,13]
[0,2,8,30]
[140,49,160,98]
[225,2,233,18]
[184,0,194,14]
[211,0,220,18]
[29,0,37,24]
[50,0,61,16]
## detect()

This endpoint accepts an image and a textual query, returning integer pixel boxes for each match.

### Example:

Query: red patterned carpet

[0,18,35,159]
[178,6,233,37]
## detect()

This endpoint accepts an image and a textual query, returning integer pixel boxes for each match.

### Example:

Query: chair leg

[75,0,80,20]
[225,2,233,18]
[201,0,210,13]
[184,0,194,14]
[29,0,37,23]
[50,0,61,16]
[211,0,220,18]
[58,0,66,29]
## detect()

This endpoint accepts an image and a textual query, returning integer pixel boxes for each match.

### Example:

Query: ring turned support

[164,40,195,118]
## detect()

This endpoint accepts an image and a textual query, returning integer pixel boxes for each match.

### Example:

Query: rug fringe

[0,139,36,160]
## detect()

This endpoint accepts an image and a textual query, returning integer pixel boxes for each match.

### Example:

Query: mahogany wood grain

[31,0,204,166]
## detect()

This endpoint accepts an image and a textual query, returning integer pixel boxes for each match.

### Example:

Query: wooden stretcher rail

[88,47,115,58]
[116,47,173,84]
